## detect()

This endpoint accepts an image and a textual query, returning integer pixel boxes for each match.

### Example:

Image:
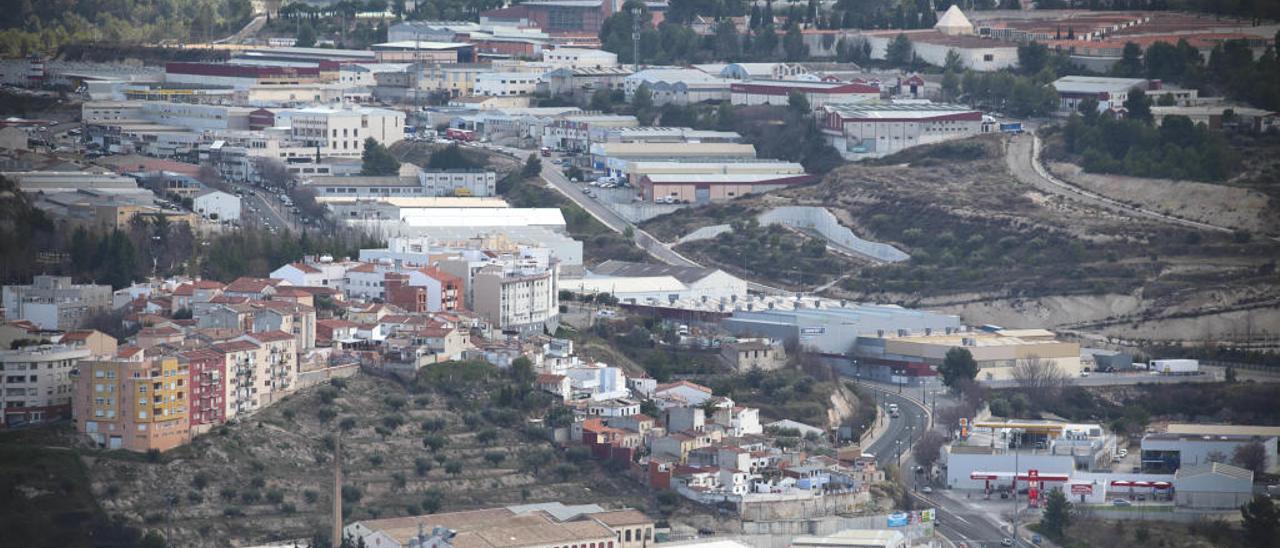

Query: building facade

[73,357,191,452]
[2,275,113,330]
[0,344,91,426]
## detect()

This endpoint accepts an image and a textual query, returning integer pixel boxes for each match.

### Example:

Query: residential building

[2,275,113,330]
[238,330,299,399]
[212,339,265,419]
[473,262,560,335]
[180,348,226,432]
[821,102,985,159]
[720,338,786,372]
[420,63,493,97]
[72,357,191,452]
[345,505,650,548]
[0,344,91,426]
[58,330,119,358]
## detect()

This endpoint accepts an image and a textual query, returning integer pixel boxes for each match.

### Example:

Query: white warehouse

[192,189,241,222]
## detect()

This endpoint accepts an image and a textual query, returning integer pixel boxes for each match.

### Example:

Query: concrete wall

[758,206,909,263]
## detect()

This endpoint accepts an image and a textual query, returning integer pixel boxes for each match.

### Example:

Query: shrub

[303,490,319,504]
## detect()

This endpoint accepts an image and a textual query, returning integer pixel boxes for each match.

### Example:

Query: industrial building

[639,172,817,204]
[1051,75,1150,113]
[721,304,961,357]
[1173,463,1255,509]
[621,160,805,183]
[276,105,406,158]
[1141,431,1279,473]
[821,102,985,159]
[853,329,1082,381]
[624,68,733,106]
[562,260,749,304]
[863,7,1020,72]
[542,47,618,69]
[369,41,475,63]
[591,142,758,172]
[730,80,880,110]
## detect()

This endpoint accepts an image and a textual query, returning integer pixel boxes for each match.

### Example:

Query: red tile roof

[536,373,567,384]
[212,340,259,353]
[248,330,295,342]
[224,277,280,293]
[655,380,714,395]
[117,345,142,358]
[289,262,322,274]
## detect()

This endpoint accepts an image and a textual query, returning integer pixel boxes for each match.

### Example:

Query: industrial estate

[1,1,1278,548]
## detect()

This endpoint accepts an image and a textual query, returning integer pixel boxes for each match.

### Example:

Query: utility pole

[630,6,641,73]
[332,435,343,548]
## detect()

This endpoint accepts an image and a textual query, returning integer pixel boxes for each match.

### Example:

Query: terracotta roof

[138,326,181,337]
[289,262,322,274]
[61,330,98,342]
[318,318,359,329]
[536,374,567,384]
[248,330,295,342]
[173,283,195,296]
[348,262,377,273]
[208,295,251,305]
[117,345,142,357]
[213,340,260,353]
[179,348,224,361]
[224,277,280,293]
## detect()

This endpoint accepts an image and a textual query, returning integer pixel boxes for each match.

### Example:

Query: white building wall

[865,35,1019,72]
[193,191,241,222]
[944,450,1076,490]
[475,72,543,96]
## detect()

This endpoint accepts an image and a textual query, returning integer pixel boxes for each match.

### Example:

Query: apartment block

[2,275,112,330]
[180,348,227,432]
[473,262,559,335]
[73,357,191,452]
[0,344,91,426]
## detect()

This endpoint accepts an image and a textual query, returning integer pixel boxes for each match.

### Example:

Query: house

[720,338,787,372]
[316,318,360,347]
[587,398,642,417]
[192,189,240,222]
[58,330,118,358]
[536,373,571,402]
[222,277,284,299]
[171,279,224,313]
[653,380,715,409]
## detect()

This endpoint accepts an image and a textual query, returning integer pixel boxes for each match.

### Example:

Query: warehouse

[730,80,880,110]
[639,173,816,204]
[624,68,733,106]
[622,160,805,182]
[722,304,962,357]
[369,41,475,63]
[1051,75,1149,113]
[163,62,326,90]
[591,142,758,173]
[566,260,748,304]
[853,329,1082,381]
[821,102,985,158]
[1174,463,1254,509]
[863,8,1019,72]
[1141,431,1280,474]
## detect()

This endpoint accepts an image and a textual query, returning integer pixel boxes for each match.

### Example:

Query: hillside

[639,135,1280,345]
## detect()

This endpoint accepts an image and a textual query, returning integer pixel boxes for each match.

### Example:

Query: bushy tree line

[959,69,1060,117]
[0,0,253,56]
[1060,97,1235,181]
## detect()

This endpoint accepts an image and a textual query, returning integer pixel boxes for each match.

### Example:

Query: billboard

[887,513,909,527]
[921,508,936,523]
[1070,484,1093,495]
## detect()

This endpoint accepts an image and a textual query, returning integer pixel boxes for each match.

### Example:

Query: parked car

[1001,538,1014,547]
[1111,499,1132,506]
[921,486,933,494]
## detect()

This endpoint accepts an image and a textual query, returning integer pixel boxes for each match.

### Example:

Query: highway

[855,380,1022,548]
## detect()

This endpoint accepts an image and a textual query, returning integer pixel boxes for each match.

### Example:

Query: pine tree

[1040,489,1073,541]
[361,138,401,175]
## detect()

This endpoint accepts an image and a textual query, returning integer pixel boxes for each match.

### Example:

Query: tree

[361,138,400,175]
[943,49,964,73]
[939,347,978,388]
[1010,355,1069,410]
[1018,42,1050,75]
[1232,441,1268,476]
[590,87,614,112]
[631,83,655,125]
[1123,87,1152,122]
[522,154,542,178]
[1241,494,1280,548]
[713,19,740,60]
[296,21,317,48]
[912,431,946,471]
[1040,489,1072,541]
[421,489,444,514]
[885,33,913,67]
[782,23,808,61]
[941,69,959,101]
[1113,41,1144,78]
[787,91,810,113]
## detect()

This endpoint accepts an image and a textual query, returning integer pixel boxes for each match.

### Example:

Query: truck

[888,403,900,418]
[445,128,475,142]
[1150,359,1199,375]
[999,122,1024,134]
[540,147,552,157]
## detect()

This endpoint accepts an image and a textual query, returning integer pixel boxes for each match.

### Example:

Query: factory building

[821,102,985,159]
[721,304,962,357]
[730,80,880,110]
[639,173,816,204]
[853,329,1082,381]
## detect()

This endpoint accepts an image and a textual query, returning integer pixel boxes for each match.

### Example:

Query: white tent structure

[935,5,975,36]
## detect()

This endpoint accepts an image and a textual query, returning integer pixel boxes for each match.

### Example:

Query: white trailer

[1151,359,1199,374]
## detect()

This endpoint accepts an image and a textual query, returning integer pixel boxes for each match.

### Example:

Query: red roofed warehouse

[821,102,986,159]
[730,80,880,110]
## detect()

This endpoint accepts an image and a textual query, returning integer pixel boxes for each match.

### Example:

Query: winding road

[1005,133,1238,235]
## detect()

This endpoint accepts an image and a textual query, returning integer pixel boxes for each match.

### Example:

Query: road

[1005,133,1237,236]
[226,181,298,233]
[492,145,788,294]
[854,379,1020,548]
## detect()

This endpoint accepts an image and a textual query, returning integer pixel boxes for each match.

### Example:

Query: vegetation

[361,138,402,176]
[1058,105,1235,181]
[0,443,139,548]
[938,348,978,389]
[727,105,846,174]
[678,219,856,289]
[1241,495,1279,548]
[426,144,484,171]
[959,70,1060,117]
[0,0,253,56]
[1039,489,1073,542]
[1012,382,1280,436]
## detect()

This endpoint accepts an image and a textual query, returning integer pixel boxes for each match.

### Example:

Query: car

[1001,538,1014,547]
[1118,448,1129,457]
[1111,499,1132,506]
[921,486,933,494]
[570,177,579,183]
[1081,370,1090,377]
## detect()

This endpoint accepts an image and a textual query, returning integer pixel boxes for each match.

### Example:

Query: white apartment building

[2,276,113,331]
[0,344,91,426]
[277,105,406,158]
[475,72,543,97]
[542,48,618,69]
[472,261,560,335]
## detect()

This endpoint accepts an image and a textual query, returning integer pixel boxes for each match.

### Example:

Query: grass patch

[0,444,107,548]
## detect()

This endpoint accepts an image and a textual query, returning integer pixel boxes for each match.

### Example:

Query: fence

[758,206,909,263]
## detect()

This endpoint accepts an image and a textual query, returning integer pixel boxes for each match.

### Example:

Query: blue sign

[887,513,909,528]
